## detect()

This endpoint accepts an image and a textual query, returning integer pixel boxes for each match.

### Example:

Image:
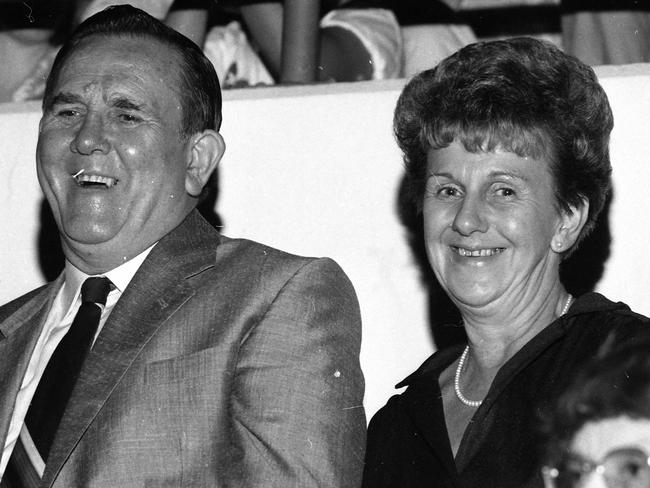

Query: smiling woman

[362,37,650,488]
[423,144,566,311]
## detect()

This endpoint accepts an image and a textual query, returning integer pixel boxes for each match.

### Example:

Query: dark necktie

[24,276,112,461]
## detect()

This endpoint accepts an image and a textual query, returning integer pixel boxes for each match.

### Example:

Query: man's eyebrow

[110,96,145,111]
[47,92,83,108]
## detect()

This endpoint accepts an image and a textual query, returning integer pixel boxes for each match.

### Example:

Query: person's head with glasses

[541,339,650,488]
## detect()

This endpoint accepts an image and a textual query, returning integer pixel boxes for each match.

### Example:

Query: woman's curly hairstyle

[394,37,613,248]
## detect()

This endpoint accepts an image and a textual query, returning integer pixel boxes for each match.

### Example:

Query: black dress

[362,293,650,488]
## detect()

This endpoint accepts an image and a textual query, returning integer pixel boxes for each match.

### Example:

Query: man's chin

[60,220,123,246]
[59,230,133,274]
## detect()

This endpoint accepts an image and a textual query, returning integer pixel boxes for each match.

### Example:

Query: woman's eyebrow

[427,172,454,182]
[488,170,529,182]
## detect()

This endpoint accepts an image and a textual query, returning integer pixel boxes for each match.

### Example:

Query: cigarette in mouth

[72,169,85,178]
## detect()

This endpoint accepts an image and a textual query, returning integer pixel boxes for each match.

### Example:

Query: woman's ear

[185,130,226,197]
[551,198,589,254]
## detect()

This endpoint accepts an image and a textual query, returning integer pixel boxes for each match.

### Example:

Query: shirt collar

[61,243,157,309]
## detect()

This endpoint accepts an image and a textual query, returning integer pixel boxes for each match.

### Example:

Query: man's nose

[70,114,110,155]
[452,195,488,235]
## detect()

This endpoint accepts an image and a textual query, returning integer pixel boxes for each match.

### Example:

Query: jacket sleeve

[226,257,366,488]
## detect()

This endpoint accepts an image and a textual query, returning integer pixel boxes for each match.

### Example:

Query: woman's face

[423,141,565,310]
[569,416,650,488]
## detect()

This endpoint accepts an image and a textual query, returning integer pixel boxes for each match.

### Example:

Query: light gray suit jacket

[0,210,366,487]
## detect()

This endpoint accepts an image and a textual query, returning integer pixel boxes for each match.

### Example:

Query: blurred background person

[130,0,474,86]
[0,0,167,103]
[0,0,75,103]
[161,0,404,86]
[541,340,650,488]
[362,37,650,488]
[3,0,649,102]
[561,0,650,66]
[384,0,476,78]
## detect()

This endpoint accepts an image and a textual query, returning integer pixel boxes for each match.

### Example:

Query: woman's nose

[580,471,608,488]
[452,195,488,235]
[70,114,110,155]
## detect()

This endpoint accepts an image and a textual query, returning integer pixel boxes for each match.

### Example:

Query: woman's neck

[459,285,571,371]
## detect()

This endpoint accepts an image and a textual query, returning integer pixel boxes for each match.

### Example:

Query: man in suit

[0,5,366,487]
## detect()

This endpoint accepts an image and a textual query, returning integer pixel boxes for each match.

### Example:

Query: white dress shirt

[0,245,155,479]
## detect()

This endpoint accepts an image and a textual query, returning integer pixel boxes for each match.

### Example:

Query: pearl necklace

[454,346,482,407]
[454,294,574,408]
[560,294,573,316]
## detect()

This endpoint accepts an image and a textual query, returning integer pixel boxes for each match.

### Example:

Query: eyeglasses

[542,447,650,488]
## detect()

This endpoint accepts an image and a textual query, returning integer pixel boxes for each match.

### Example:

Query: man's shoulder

[161,211,346,276]
[0,283,52,323]
[216,235,346,278]
[156,212,356,296]
[203,235,358,306]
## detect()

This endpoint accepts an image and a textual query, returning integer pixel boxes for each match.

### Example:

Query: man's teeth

[74,173,118,188]
[455,247,504,257]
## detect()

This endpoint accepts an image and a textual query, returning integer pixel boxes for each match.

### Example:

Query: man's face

[37,35,196,273]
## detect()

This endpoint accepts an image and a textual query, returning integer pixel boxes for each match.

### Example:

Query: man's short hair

[44,4,222,135]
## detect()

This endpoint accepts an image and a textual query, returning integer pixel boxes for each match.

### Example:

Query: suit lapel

[0,280,62,453]
[42,211,220,486]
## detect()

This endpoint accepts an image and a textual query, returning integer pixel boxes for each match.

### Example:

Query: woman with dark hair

[362,37,650,488]
[541,341,650,488]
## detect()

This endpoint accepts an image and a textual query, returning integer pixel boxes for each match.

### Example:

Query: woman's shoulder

[368,344,464,427]
[563,292,650,348]
[569,292,649,327]
[395,343,465,389]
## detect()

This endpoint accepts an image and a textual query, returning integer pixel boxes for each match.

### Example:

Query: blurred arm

[165,1,210,47]
[242,1,373,83]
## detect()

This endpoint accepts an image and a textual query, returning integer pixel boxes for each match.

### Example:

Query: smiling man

[0,6,365,488]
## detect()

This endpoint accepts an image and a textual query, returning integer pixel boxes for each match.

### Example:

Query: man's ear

[551,197,589,254]
[184,130,226,197]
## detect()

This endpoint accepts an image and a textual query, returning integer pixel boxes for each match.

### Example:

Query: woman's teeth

[455,247,505,257]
